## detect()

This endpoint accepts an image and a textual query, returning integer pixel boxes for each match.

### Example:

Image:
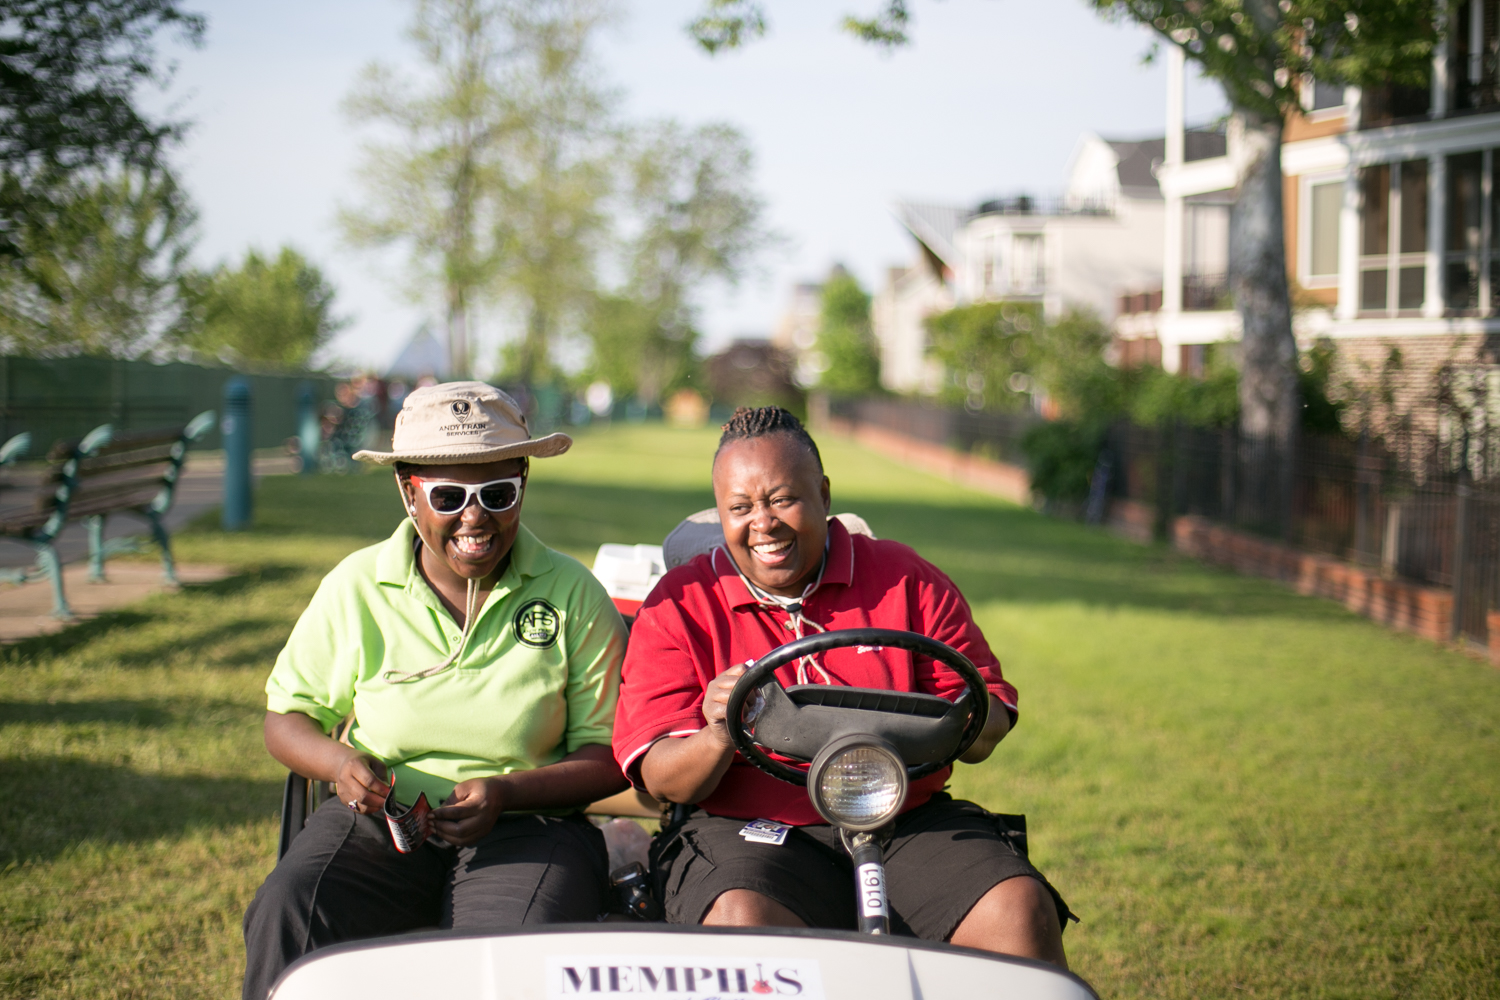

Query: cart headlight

[808,736,907,832]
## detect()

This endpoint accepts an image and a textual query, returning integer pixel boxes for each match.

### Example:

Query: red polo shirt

[612,518,1018,826]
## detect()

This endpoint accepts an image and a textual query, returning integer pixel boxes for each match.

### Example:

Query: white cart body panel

[269,926,1097,1000]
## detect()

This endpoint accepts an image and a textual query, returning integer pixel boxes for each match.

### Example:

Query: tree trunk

[1229,108,1300,537]
[517,308,549,386]
[446,284,470,380]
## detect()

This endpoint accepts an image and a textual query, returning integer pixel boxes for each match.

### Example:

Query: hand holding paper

[383,773,433,853]
[431,777,506,846]
[336,754,391,814]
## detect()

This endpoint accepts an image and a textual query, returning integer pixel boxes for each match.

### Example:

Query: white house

[873,133,1168,392]
[1137,24,1500,401]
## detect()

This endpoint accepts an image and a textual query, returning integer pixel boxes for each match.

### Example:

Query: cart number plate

[548,955,824,998]
[857,863,887,918]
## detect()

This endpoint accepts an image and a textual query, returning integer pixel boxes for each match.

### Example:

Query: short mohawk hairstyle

[716,406,823,471]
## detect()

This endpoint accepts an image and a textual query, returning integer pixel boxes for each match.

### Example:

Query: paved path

[0,561,233,643]
[0,455,293,642]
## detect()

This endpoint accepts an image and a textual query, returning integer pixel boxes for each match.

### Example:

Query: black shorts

[650,793,1075,942]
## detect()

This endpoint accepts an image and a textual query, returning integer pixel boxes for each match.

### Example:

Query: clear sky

[159,0,1227,375]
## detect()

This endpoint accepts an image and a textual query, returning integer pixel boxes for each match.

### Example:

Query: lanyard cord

[384,534,482,684]
[727,546,832,685]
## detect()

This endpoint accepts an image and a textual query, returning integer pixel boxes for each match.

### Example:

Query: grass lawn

[1,423,1496,999]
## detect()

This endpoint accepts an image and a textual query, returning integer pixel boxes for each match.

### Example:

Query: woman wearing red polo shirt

[612,407,1072,969]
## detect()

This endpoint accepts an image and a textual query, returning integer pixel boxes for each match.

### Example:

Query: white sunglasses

[409,476,524,514]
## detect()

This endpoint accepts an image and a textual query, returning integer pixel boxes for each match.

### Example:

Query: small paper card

[382,774,432,854]
[738,819,791,846]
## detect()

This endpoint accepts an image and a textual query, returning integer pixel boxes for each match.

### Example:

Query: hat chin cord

[384,533,482,684]
[728,549,831,685]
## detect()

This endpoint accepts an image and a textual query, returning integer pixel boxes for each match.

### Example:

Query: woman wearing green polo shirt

[242,383,629,1000]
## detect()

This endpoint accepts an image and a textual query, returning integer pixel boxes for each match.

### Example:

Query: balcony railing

[1183,273,1232,311]
[970,195,1113,218]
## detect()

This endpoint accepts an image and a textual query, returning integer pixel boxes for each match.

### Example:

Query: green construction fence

[0,355,339,457]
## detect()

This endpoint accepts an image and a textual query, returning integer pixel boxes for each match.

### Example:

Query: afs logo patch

[514,599,561,648]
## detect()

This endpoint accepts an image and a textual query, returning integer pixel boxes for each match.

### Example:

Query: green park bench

[0,410,216,619]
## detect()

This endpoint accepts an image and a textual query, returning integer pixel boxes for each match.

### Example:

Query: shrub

[1022,419,1105,504]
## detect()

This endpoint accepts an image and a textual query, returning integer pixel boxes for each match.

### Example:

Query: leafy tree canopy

[924,300,1043,413]
[182,246,347,368]
[815,267,880,395]
[583,292,701,402]
[1091,0,1437,120]
[0,166,194,356]
[691,0,1438,112]
[689,0,911,53]
[0,0,204,177]
[587,120,768,404]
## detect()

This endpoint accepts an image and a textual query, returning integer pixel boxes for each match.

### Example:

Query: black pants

[242,800,608,1000]
[652,794,1073,942]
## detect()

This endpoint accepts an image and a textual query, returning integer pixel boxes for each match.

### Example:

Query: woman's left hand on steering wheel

[432,777,506,845]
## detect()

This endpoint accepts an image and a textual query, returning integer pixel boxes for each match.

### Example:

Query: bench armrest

[183,410,216,442]
[0,433,30,467]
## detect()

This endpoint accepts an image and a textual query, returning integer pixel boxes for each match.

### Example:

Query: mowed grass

[1,423,1496,999]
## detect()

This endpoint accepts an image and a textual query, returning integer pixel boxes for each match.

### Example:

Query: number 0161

[856,863,887,918]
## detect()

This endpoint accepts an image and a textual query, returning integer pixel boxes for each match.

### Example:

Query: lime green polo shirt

[265,519,626,809]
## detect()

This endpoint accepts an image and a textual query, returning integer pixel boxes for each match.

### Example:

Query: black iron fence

[825,396,1037,467]
[825,393,1499,649]
[1107,422,1500,647]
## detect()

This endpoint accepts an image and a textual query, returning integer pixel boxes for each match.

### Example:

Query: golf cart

[268,516,1097,1000]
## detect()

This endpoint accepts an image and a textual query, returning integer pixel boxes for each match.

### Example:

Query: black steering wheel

[724,628,991,787]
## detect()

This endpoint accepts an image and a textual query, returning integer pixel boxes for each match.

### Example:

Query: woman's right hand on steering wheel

[335,753,391,814]
[700,663,747,751]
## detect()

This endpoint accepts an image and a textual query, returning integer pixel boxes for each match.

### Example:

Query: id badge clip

[738,818,791,845]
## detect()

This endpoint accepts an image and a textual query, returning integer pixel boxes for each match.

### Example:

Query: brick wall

[824,417,1031,506]
[1170,514,1455,642]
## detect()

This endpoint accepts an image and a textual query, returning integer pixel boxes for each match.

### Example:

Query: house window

[981,234,999,292]
[1310,79,1344,111]
[1183,197,1231,310]
[1359,160,1428,315]
[1011,234,1043,294]
[1307,181,1342,281]
[1445,149,1498,314]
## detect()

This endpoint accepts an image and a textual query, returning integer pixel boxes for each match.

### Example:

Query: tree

[688,0,910,53]
[1087,0,1436,448]
[182,247,347,367]
[689,0,1437,531]
[0,166,195,356]
[584,291,685,402]
[342,0,615,384]
[492,0,614,385]
[924,301,1042,413]
[689,1,1434,427]
[815,266,880,395]
[340,0,513,380]
[592,120,769,404]
[0,0,204,251]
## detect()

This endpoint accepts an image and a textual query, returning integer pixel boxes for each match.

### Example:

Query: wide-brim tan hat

[353,381,572,466]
